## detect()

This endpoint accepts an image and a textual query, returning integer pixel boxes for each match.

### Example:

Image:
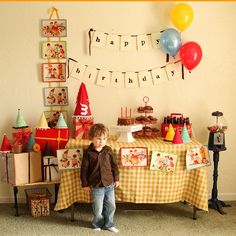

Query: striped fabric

[54,137,208,211]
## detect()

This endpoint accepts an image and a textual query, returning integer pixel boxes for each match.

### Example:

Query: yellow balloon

[170,3,194,32]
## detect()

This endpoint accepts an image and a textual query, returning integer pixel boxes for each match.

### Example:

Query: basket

[25,188,52,217]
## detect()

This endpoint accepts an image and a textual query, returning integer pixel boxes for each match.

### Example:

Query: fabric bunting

[89,28,162,54]
[68,58,183,88]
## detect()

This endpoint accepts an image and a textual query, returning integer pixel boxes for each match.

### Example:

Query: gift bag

[73,118,93,139]
[3,152,42,185]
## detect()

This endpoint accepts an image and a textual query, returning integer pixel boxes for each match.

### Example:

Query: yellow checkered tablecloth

[54,137,208,211]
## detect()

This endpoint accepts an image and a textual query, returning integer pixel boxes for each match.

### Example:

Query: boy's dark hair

[89,123,109,139]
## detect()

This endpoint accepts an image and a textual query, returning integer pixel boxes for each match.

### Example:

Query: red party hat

[1,133,11,152]
[172,126,183,144]
[73,82,92,118]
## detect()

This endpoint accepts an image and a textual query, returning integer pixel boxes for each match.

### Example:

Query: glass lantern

[208,111,227,151]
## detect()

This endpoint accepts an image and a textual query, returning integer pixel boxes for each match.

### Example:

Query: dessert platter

[133,96,159,138]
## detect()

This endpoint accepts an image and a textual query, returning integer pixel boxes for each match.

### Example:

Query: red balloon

[180,41,202,70]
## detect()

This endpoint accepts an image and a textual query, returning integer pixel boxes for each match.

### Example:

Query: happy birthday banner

[68,58,183,88]
[88,28,163,55]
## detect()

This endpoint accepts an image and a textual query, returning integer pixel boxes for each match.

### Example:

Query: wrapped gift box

[35,128,69,156]
[73,118,93,139]
[12,127,32,152]
[25,188,51,217]
[0,152,42,185]
[43,156,60,181]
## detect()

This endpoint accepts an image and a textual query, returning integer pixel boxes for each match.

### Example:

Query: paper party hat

[43,142,53,156]
[37,112,49,129]
[181,123,191,143]
[55,113,68,128]
[73,82,92,119]
[172,126,183,144]
[26,133,36,152]
[0,133,11,152]
[164,123,175,142]
[14,109,27,128]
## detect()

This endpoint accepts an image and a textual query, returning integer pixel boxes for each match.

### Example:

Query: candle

[130,108,131,118]
[121,107,123,118]
[125,107,127,118]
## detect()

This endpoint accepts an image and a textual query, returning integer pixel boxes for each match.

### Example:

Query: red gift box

[12,127,32,152]
[35,128,69,156]
[73,118,93,139]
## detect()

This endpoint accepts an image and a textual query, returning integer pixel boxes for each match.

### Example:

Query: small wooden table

[12,181,60,216]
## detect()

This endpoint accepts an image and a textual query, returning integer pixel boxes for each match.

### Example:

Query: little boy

[80,123,120,233]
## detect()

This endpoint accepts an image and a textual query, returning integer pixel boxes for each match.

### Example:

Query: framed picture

[186,146,211,170]
[43,87,69,106]
[150,151,178,173]
[41,41,66,59]
[42,63,66,82]
[120,147,148,167]
[44,111,68,128]
[57,148,83,170]
[41,19,67,37]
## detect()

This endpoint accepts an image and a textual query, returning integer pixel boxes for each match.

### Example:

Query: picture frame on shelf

[44,110,68,128]
[42,63,66,82]
[120,147,148,167]
[43,87,69,106]
[41,19,67,37]
[150,151,178,173]
[186,145,211,170]
[57,148,83,170]
[41,41,66,59]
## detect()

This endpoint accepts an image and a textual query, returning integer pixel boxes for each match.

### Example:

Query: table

[54,137,208,218]
[13,181,60,216]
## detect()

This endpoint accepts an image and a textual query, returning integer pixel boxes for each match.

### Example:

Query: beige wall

[0,1,235,202]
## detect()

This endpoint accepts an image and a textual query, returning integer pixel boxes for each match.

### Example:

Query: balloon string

[166,54,169,63]
[181,63,185,80]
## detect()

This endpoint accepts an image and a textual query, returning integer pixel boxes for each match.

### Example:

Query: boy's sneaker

[107,227,119,233]
[93,228,101,231]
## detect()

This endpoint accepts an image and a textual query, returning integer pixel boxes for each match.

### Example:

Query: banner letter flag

[151,67,168,85]
[96,69,111,87]
[165,62,181,81]
[138,70,153,87]
[70,62,86,80]
[137,34,151,51]
[111,71,124,88]
[91,30,107,48]
[83,66,98,84]
[150,32,161,49]
[125,72,138,88]
[120,35,137,51]
[106,34,120,50]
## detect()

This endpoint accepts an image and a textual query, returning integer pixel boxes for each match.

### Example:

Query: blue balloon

[160,28,182,57]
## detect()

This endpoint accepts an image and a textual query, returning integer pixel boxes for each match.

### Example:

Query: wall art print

[43,87,68,106]
[57,148,83,170]
[41,19,67,37]
[120,147,148,167]
[44,111,68,128]
[42,63,66,82]
[150,151,178,173]
[186,146,211,170]
[42,41,66,59]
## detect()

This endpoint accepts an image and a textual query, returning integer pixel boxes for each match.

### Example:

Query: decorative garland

[68,58,183,89]
[88,28,164,56]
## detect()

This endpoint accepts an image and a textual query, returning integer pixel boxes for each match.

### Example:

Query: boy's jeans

[91,184,116,229]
